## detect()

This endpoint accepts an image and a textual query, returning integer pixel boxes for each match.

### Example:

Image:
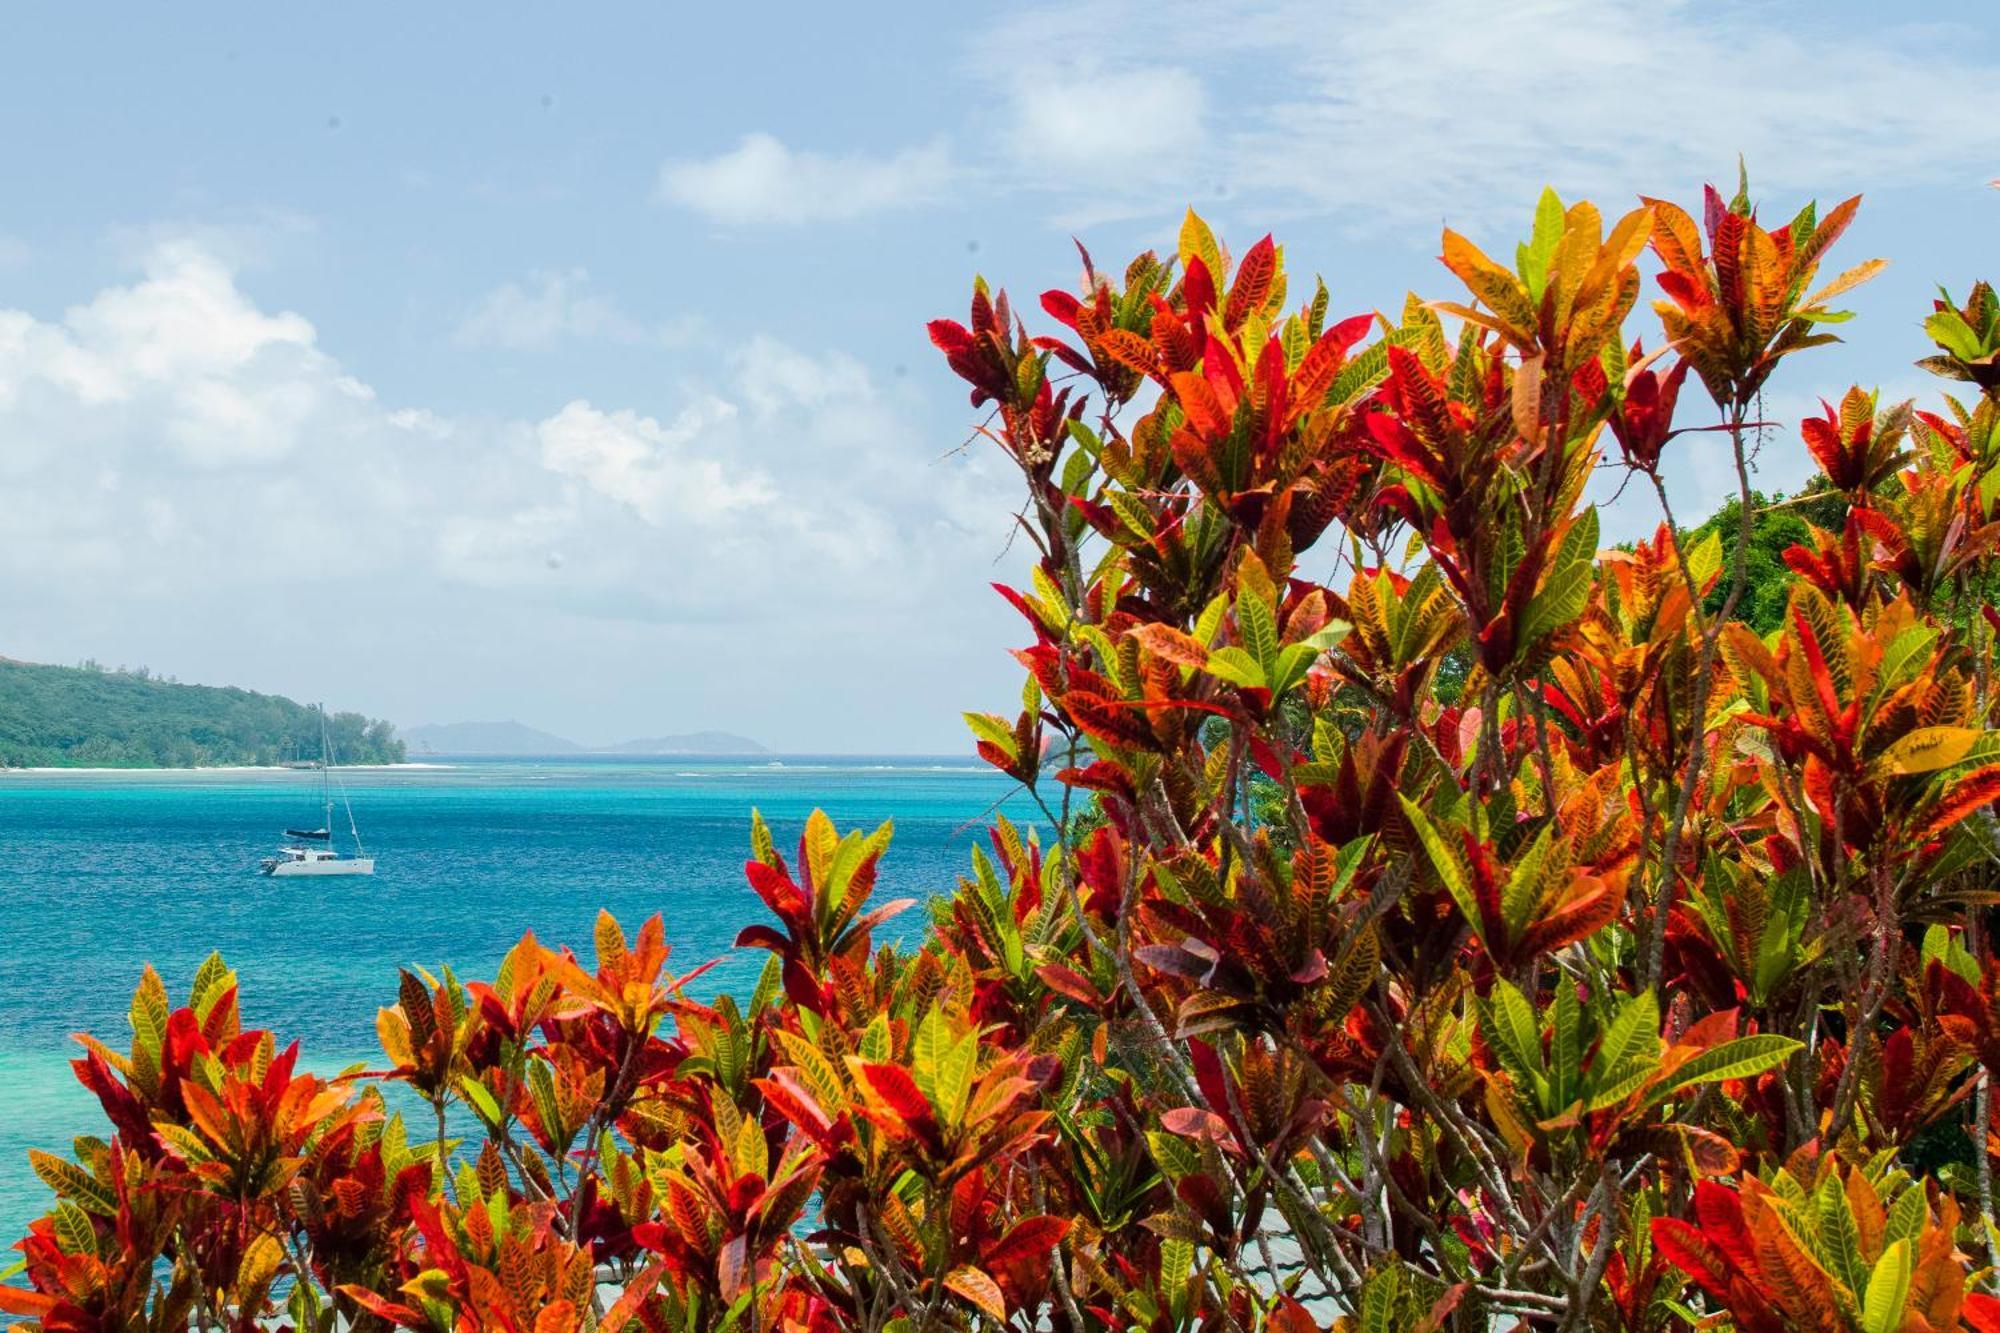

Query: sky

[0,2,1996,752]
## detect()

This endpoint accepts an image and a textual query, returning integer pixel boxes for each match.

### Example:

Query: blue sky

[1,1,1996,750]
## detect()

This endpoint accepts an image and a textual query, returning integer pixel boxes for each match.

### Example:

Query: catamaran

[260,705,375,876]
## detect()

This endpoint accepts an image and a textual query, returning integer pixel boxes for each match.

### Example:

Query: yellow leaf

[1483,1073,1535,1155]
[1512,352,1545,446]
[1802,258,1888,312]
[1179,209,1222,284]
[945,1267,1007,1322]
[235,1232,284,1295]
[1876,726,1982,776]
[1440,230,1535,339]
[376,1007,413,1067]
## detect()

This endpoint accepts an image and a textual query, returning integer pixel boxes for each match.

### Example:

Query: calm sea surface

[0,756,1027,1246]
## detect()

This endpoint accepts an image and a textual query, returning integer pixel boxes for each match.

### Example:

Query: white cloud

[0,239,1011,633]
[971,1,2000,227]
[1007,62,1206,176]
[731,335,872,418]
[454,268,692,349]
[656,133,953,225]
[0,242,337,465]
[536,398,772,524]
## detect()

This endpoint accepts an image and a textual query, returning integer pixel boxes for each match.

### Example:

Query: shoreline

[0,762,456,775]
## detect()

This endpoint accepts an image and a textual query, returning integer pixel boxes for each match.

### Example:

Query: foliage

[0,658,403,768]
[1678,481,1846,634]
[14,173,2000,1332]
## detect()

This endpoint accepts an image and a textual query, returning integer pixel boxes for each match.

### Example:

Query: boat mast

[322,702,366,856]
[319,703,333,841]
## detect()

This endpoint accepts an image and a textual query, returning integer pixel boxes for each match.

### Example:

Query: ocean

[0,755,1029,1248]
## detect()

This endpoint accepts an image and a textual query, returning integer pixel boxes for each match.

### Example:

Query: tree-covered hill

[0,659,404,768]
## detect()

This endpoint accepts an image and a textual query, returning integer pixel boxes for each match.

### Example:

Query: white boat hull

[265,857,375,877]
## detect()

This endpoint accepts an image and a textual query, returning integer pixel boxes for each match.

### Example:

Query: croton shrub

[12,176,2000,1332]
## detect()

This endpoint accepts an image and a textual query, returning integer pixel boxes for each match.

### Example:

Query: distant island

[397,721,583,755]
[400,720,770,757]
[0,659,405,768]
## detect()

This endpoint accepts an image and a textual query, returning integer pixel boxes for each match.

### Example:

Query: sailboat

[260,704,375,876]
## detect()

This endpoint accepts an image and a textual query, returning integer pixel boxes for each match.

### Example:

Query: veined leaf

[1202,646,1266,689]
[1875,725,1982,776]
[1483,979,1547,1095]
[1652,1034,1801,1100]
[963,712,1019,758]
[1301,618,1353,652]
[1860,1239,1911,1333]
[1179,210,1223,290]
[1237,592,1280,676]
[1815,1175,1867,1301]
[1594,991,1661,1075]
[1398,797,1478,931]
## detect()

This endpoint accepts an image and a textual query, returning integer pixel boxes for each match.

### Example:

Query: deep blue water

[0,756,1026,1247]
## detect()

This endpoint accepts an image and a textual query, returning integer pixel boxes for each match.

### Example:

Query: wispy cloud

[0,240,1008,626]
[656,133,953,225]
[454,268,694,349]
[970,0,2000,229]
[1004,61,1206,179]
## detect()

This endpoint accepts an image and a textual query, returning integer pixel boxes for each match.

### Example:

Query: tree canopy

[0,659,403,767]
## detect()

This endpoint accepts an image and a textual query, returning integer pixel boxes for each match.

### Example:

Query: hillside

[0,660,404,768]
[399,721,585,755]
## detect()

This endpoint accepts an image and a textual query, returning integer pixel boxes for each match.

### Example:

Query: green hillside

[0,660,404,768]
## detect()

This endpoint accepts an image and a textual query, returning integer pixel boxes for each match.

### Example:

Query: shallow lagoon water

[0,755,1026,1246]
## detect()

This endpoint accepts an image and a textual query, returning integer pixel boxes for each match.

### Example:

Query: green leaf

[1861,1239,1911,1333]
[1481,979,1547,1104]
[130,967,169,1059]
[1202,646,1267,689]
[1518,186,1566,302]
[1238,591,1280,676]
[1815,1175,1867,1301]
[1550,979,1581,1110]
[1107,490,1155,541]
[935,1033,976,1129]
[52,1202,96,1257]
[1330,325,1425,406]
[1301,619,1353,652]
[1360,1264,1403,1333]
[457,1075,502,1126]
[1926,309,1985,360]
[1499,825,1555,942]
[1192,593,1229,650]
[1398,797,1478,933]
[860,1013,893,1063]
[1586,1059,1656,1110]
[1270,642,1319,697]
[962,712,1019,758]
[1750,870,1811,1004]
[1591,991,1661,1084]
[1179,210,1223,287]
[1520,508,1599,652]
[1884,1183,1926,1249]
[1651,1034,1801,1100]
[190,952,234,1023]
[30,1150,115,1216]
[1686,529,1724,595]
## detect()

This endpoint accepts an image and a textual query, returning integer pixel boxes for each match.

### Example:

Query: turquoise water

[0,756,1026,1247]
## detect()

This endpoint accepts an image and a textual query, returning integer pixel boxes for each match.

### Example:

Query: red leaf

[1267,1296,1321,1333]
[1036,964,1103,1006]
[853,1062,941,1145]
[983,1215,1070,1269]
[1223,234,1275,330]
